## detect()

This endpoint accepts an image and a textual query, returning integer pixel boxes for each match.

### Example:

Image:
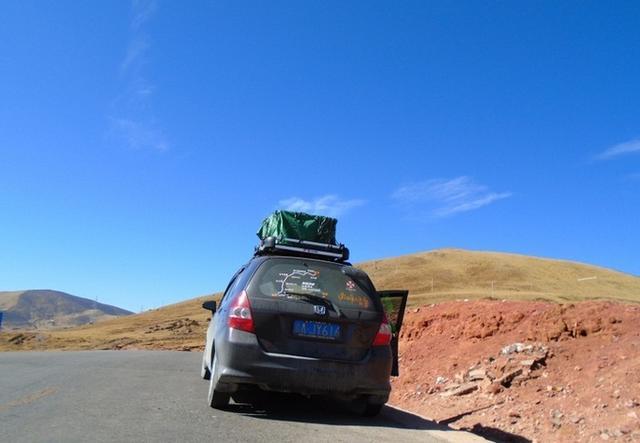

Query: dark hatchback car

[201,245,407,416]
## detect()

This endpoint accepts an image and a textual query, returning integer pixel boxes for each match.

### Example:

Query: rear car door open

[378,290,409,376]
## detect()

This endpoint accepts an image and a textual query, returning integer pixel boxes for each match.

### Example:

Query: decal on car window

[345,280,356,291]
[276,269,322,295]
[254,259,376,311]
[338,292,370,309]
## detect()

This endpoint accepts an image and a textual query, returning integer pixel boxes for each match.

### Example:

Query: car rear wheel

[201,351,211,380]
[208,353,230,409]
[362,398,384,417]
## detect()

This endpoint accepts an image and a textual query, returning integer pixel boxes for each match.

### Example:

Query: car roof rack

[254,236,350,263]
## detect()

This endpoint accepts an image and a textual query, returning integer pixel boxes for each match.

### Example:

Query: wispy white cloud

[595,138,640,160]
[131,0,157,30]
[111,118,169,152]
[120,36,150,75]
[278,195,365,217]
[109,0,168,152]
[392,176,512,218]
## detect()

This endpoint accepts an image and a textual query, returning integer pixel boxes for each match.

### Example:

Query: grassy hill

[0,295,217,351]
[359,249,640,305]
[1,248,638,351]
[0,290,133,330]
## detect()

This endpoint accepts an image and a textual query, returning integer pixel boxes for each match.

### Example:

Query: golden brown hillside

[359,248,640,305]
[0,295,219,351]
[0,289,133,329]
[1,248,639,352]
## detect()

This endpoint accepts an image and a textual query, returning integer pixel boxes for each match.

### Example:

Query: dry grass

[0,291,24,311]
[2,248,638,352]
[359,248,640,306]
[0,295,220,352]
[0,289,133,329]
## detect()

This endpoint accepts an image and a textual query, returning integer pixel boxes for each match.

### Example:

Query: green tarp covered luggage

[257,210,337,245]
[255,210,348,262]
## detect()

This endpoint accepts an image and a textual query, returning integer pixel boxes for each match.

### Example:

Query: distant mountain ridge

[0,289,132,330]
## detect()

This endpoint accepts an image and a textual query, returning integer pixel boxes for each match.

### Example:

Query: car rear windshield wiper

[284,291,344,318]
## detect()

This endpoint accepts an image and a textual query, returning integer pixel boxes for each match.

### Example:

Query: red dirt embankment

[389,300,640,442]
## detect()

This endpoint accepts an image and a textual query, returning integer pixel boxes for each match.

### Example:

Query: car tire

[208,352,230,409]
[362,401,384,417]
[201,351,211,380]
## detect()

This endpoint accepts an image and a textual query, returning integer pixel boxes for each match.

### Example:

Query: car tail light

[372,312,392,346]
[228,290,255,333]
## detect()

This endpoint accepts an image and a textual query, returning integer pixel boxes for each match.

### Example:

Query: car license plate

[292,320,340,340]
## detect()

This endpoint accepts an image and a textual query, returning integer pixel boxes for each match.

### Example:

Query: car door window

[220,268,245,308]
[378,290,408,335]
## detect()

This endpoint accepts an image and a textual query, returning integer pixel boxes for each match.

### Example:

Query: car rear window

[249,258,378,312]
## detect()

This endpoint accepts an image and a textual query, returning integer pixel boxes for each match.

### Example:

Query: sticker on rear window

[252,259,376,311]
[345,280,356,291]
[273,269,328,298]
[338,292,370,309]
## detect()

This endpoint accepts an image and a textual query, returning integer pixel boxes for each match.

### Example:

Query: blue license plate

[292,320,341,340]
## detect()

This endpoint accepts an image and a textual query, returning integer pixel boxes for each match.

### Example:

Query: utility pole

[491,281,495,297]
[431,278,434,293]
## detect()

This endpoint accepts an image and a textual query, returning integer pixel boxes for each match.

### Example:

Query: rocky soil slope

[390,300,640,442]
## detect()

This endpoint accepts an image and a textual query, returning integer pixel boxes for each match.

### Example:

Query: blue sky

[1,1,638,312]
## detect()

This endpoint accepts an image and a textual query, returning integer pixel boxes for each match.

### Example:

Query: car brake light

[228,290,255,333]
[372,313,392,346]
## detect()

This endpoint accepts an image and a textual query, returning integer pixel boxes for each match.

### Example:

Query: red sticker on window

[346,280,356,290]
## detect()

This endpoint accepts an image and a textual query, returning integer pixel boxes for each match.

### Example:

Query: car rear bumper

[215,328,392,399]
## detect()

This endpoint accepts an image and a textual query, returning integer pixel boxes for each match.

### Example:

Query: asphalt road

[0,351,487,443]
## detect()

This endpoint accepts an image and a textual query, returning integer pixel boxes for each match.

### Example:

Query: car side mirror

[202,300,217,312]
